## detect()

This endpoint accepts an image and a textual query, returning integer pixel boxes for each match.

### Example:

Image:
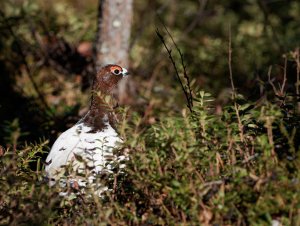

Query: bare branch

[295,48,300,112]
[228,25,235,99]
[161,23,194,107]
[156,29,193,112]
[228,25,244,142]
[156,27,193,113]
[267,66,278,95]
[280,55,287,95]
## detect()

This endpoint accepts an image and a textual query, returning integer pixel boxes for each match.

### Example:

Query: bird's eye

[113,69,120,75]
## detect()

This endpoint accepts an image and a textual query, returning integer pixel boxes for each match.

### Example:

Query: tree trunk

[95,0,133,104]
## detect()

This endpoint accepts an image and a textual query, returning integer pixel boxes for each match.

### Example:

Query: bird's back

[45,119,122,188]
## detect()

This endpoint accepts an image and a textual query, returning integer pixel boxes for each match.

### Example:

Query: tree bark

[95,0,132,69]
[95,0,133,104]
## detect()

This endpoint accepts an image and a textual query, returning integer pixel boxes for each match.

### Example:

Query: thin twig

[280,55,287,95]
[268,57,289,107]
[268,66,278,95]
[156,28,193,112]
[228,26,235,99]
[242,153,259,164]
[161,23,194,107]
[296,48,300,96]
[228,26,244,142]
[295,48,300,112]
[203,180,223,187]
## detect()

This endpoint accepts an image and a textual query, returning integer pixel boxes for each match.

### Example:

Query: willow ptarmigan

[45,64,129,195]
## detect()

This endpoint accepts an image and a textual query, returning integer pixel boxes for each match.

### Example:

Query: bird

[45,64,129,196]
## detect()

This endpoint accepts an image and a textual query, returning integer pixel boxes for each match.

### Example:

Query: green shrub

[1,88,299,225]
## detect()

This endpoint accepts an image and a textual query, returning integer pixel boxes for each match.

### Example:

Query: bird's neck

[80,91,117,132]
[90,91,114,114]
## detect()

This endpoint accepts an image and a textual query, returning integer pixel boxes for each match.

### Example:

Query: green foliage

[3,118,29,147]
[0,140,59,225]
[1,90,299,225]
[1,0,300,225]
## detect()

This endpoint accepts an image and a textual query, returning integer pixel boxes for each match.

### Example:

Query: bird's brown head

[93,64,129,94]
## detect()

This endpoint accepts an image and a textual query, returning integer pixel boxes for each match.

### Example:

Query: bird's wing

[45,122,122,180]
[45,123,84,179]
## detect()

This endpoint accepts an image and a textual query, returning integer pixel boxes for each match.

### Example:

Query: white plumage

[45,64,129,195]
[45,119,121,178]
[45,117,123,195]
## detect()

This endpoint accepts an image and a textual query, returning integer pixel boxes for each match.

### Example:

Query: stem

[228,26,235,99]
[228,26,244,142]
[161,23,193,107]
[295,48,300,112]
[156,29,193,113]
[280,55,287,95]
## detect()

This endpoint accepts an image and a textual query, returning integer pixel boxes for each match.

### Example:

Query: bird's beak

[122,68,129,77]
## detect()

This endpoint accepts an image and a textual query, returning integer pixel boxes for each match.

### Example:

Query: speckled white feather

[45,119,122,186]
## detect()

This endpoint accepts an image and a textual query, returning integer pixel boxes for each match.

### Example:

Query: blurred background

[0,0,299,148]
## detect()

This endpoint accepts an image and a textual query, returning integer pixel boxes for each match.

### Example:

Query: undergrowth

[1,87,300,225]
[1,1,300,225]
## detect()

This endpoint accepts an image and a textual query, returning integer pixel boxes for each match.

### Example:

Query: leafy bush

[1,87,299,224]
[1,0,300,225]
